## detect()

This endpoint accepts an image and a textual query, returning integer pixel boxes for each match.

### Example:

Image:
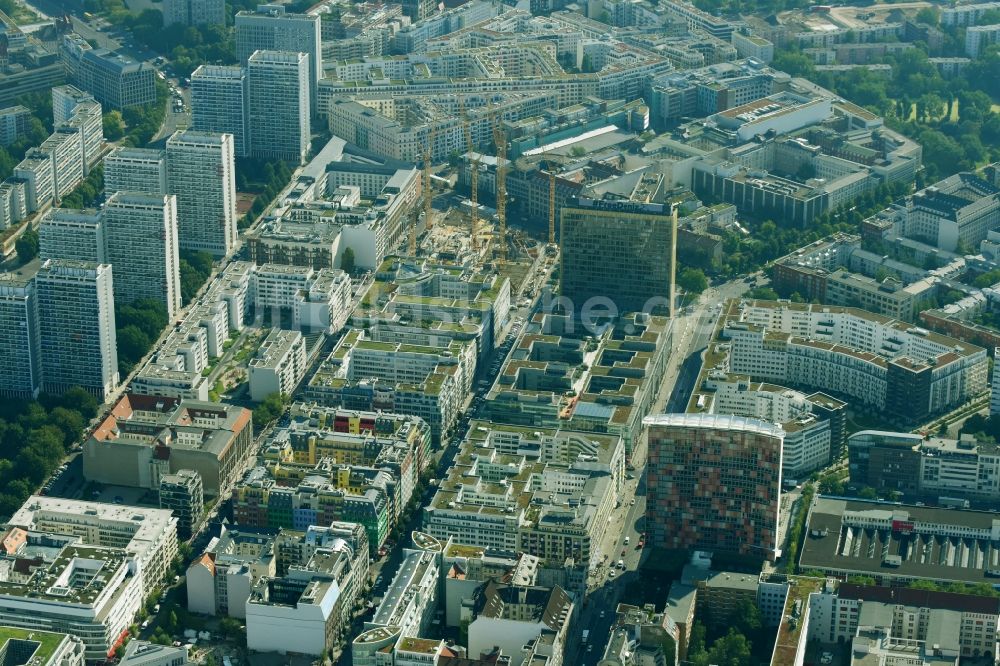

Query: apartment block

[39,207,105,263]
[0,274,41,399]
[103,147,167,196]
[166,130,238,256]
[252,263,353,333]
[559,197,674,316]
[234,463,392,552]
[247,50,311,164]
[35,259,119,399]
[249,328,308,401]
[51,85,103,175]
[13,151,54,213]
[724,300,989,424]
[468,583,574,666]
[103,192,182,318]
[38,127,84,200]
[83,394,255,496]
[892,171,1000,253]
[187,526,277,618]
[191,65,249,157]
[163,0,226,27]
[159,469,205,541]
[0,179,26,229]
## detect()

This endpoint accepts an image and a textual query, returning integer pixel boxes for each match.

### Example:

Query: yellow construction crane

[460,99,480,250]
[493,114,507,263]
[548,168,556,246]
[409,127,435,256]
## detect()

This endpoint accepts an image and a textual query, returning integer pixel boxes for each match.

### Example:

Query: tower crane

[492,113,507,263]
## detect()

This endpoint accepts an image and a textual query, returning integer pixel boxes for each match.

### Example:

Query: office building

[249,328,308,401]
[103,192,182,317]
[191,65,249,157]
[36,259,119,399]
[103,147,167,196]
[163,0,226,27]
[0,627,85,666]
[84,394,255,496]
[61,35,156,110]
[39,207,105,263]
[159,469,205,541]
[247,50,311,164]
[645,413,783,560]
[166,130,238,256]
[468,583,574,666]
[559,197,674,316]
[1,497,178,661]
[236,6,322,95]
[0,275,41,399]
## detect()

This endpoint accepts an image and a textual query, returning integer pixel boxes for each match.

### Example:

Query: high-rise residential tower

[103,147,167,195]
[39,207,105,263]
[236,5,321,105]
[103,192,182,317]
[645,413,783,560]
[36,259,119,399]
[191,65,249,157]
[559,197,675,316]
[163,0,226,27]
[247,51,311,164]
[0,274,41,398]
[166,130,238,256]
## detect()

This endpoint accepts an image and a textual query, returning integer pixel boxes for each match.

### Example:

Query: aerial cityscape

[3,0,1000,664]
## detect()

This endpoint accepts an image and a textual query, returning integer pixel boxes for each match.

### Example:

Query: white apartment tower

[247,50,311,164]
[236,5,322,105]
[166,130,238,256]
[191,65,249,157]
[992,348,1000,417]
[103,147,167,195]
[36,259,119,399]
[0,274,41,398]
[39,207,106,263]
[103,192,182,318]
[164,0,226,26]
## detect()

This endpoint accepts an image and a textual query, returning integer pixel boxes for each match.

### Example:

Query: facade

[103,192,182,318]
[14,151,54,213]
[892,172,1000,253]
[118,641,191,665]
[724,300,989,424]
[0,105,30,145]
[163,0,225,27]
[159,469,205,541]
[559,197,674,316]
[247,50,311,164]
[467,583,574,666]
[166,130,238,256]
[39,207,105,263]
[252,263,353,333]
[645,413,783,560]
[993,348,1000,416]
[191,65,249,157]
[0,275,41,399]
[249,328,308,401]
[83,394,255,496]
[35,259,119,399]
[103,147,167,196]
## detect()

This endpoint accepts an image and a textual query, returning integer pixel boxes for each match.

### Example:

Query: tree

[341,247,356,275]
[103,111,126,140]
[678,267,708,295]
[252,392,288,428]
[118,326,152,374]
[61,386,99,419]
[915,6,939,25]
[15,230,38,264]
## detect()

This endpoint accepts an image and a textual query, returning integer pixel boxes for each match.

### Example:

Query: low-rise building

[187,526,276,618]
[83,395,255,496]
